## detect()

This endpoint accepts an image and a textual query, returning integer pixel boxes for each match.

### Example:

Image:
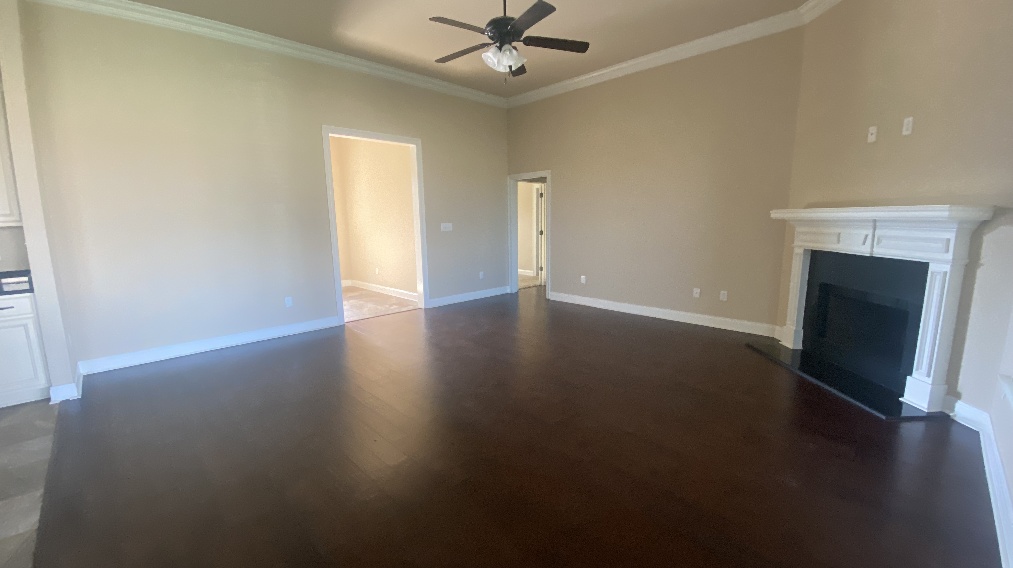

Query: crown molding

[505,10,804,108]
[29,0,846,110]
[505,0,844,107]
[28,0,511,108]
[798,0,844,23]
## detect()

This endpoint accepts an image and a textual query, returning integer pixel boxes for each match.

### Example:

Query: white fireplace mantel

[772,205,995,412]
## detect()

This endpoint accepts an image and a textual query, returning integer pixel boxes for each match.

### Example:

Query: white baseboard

[427,286,510,308]
[341,280,419,302]
[953,399,991,430]
[952,399,1012,568]
[518,269,536,277]
[0,385,50,408]
[546,291,777,337]
[77,316,343,377]
[49,383,80,403]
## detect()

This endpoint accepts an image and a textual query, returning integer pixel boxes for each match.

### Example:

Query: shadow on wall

[950,207,1013,404]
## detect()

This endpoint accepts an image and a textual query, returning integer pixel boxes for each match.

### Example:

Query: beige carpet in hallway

[343,286,418,322]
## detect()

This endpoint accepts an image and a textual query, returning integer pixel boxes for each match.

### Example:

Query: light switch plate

[867,126,878,143]
[902,117,914,136]
[441,223,453,232]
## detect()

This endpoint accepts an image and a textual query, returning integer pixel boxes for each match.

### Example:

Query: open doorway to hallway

[517,179,545,289]
[508,172,550,294]
[323,128,429,323]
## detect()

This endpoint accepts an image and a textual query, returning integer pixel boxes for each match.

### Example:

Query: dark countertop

[0,270,32,296]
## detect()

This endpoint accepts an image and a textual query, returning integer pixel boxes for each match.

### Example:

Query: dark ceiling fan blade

[429,17,487,35]
[510,64,527,77]
[435,43,493,63]
[522,36,589,53]
[509,0,556,34]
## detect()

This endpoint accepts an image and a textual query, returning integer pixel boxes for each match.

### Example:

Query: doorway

[322,127,429,323]
[507,171,550,294]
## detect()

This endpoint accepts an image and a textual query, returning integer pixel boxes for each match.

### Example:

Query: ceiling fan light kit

[431,0,590,78]
[483,44,527,73]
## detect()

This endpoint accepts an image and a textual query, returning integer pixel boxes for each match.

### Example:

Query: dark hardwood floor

[35,289,1000,567]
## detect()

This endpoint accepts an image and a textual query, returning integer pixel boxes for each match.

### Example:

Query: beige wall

[509,30,804,326]
[22,3,507,371]
[785,0,1013,409]
[0,227,29,271]
[330,136,417,294]
[517,181,537,274]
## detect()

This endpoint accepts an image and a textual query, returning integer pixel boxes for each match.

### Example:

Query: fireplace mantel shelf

[772,204,995,413]
[772,205,995,223]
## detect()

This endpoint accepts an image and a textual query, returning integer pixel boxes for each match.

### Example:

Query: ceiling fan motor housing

[485,16,522,47]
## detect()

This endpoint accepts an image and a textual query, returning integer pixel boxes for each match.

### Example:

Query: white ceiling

[130,0,808,97]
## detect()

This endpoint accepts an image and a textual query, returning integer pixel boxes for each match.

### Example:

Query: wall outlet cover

[902,117,914,136]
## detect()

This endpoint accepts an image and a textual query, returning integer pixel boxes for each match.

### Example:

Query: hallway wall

[330,137,418,295]
[517,181,537,275]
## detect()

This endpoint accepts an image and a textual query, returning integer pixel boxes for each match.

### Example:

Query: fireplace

[757,205,994,417]
[803,251,928,395]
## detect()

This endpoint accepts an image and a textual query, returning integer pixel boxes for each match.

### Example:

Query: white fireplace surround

[772,205,995,413]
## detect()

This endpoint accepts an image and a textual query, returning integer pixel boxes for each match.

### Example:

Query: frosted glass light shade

[482,46,509,72]
[499,45,526,69]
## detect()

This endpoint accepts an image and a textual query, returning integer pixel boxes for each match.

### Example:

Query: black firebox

[750,251,942,420]
[802,251,928,395]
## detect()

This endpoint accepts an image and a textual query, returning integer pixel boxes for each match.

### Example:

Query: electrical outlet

[284,297,293,308]
[693,288,701,298]
[720,291,728,302]
[479,271,484,280]
[580,275,587,285]
[441,223,453,232]
[902,117,914,136]
[375,268,379,275]
[867,126,878,143]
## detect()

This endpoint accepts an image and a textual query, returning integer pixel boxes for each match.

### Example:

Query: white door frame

[507,171,551,295]
[321,126,430,323]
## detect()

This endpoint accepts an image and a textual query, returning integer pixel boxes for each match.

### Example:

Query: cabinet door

[0,84,22,226]
[0,316,46,392]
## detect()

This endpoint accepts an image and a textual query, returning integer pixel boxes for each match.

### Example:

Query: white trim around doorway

[321,126,430,323]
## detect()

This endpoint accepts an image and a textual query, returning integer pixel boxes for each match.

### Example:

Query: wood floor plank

[33,288,1001,567]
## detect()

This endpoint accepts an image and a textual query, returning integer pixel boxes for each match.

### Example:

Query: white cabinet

[0,84,22,227]
[0,294,48,407]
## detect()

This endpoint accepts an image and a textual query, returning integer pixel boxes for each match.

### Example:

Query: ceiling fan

[430,0,590,77]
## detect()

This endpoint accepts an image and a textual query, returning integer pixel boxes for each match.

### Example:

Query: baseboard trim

[341,280,419,302]
[952,400,1012,568]
[518,270,536,277]
[0,385,50,408]
[77,316,343,377]
[49,383,80,403]
[546,291,776,337]
[427,287,510,308]
[953,399,991,431]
